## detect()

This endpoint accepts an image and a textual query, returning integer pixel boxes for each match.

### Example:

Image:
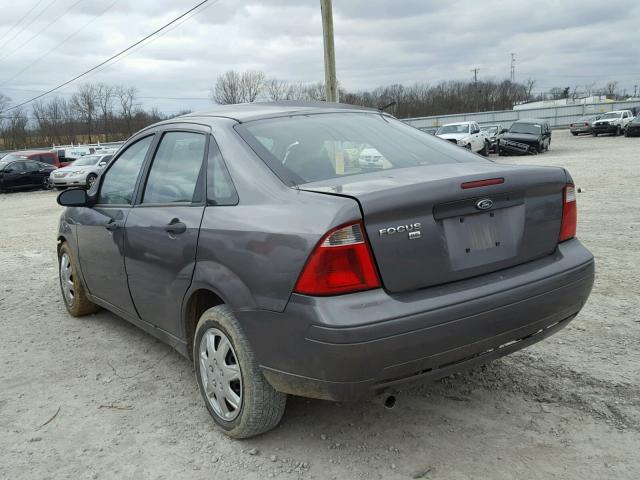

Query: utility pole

[471,68,480,88]
[510,53,516,82]
[635,84,638,98]
[320,0,338,102]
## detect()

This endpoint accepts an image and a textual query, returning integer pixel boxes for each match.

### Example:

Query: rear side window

[99,136,154,205]
[207,137,238,206]
[38,154,54,165]
[142,131,206,204]
[237,113,484,185]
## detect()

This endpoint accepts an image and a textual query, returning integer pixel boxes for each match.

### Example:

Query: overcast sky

[1,0,639,114]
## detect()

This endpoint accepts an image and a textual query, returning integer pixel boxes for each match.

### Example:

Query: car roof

[513,118,548,124]
[9,150,52,156]
[441,121,472,126]
[172,101,379,124]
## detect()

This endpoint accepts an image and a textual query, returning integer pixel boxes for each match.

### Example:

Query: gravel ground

[1,130,639,480]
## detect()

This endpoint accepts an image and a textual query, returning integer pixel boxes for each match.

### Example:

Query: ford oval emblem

[476,198,493,210]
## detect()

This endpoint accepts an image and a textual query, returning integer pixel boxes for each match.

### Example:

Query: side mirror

[57,188,90,207]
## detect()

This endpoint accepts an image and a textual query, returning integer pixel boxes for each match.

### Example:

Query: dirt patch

[1,130,639,479]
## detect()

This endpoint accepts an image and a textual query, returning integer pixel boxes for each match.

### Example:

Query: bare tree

[264,78,288,101]
[97,83,115,142]
[116,85,137,136]
[525,78,536,100]
[605,81,619,98]
[71,84,99,143]
[0,92,10,112]
[210,70,243,104]
[1,108,28,149]
[240,70,265,102]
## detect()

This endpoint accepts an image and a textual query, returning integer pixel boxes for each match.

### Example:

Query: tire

[593,132,598,137]
[42,176,53,190]
[58,243,99,316]
[571,132,578,136]
[194,305,287,439]
[624,129,629,137]
[86,173,97,189]
[479,141,489,156]
[615,126,621,136]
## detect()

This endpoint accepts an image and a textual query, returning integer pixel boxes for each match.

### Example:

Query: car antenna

[378,101,396,112]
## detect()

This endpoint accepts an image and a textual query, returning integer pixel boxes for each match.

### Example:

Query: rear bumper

[237,239,594,401]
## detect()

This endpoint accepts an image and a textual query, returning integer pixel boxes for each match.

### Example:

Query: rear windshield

[437,124,470,135]
[237,113,484,185]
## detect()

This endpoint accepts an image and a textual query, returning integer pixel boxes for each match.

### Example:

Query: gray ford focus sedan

[56,102,594,438]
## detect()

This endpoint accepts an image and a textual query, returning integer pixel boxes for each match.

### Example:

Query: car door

[470,122,482,150]
[4,161,30,188]
[124,127,209,336]
[24,160,45,186]
[75,134,155,316]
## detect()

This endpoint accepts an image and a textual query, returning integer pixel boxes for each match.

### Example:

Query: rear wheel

[624,128,630,137]
[593,132,598,137]
[615,126,621,136]
[194,305,286,438]
[58,243,99,316]
[42,176,53,190]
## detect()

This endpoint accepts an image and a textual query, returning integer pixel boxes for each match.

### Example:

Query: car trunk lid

[300,163,567,293]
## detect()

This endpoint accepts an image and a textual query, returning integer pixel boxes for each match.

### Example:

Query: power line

[0,0,47,45]
[0,0,211,114]
[0,0,86,63]
[64,0,220,87]
[0,0,58,53]
[0,0,120,86]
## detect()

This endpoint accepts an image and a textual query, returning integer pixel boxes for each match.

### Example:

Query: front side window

[238,113,484,185]
[98,135,154,205]
[142,131,206,204]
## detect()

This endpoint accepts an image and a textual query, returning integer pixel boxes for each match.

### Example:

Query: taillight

[559,184,577,242]
[294,222,381,296]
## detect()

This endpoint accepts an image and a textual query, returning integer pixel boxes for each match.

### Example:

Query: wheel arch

[182,287,227,360]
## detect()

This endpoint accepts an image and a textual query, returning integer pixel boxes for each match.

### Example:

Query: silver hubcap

[87,175,96,186]
[60,253,74,305]
[199,328,242,421]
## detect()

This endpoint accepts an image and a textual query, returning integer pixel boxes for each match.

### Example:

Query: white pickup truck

[436,121,490,156]
[591,110,635,136]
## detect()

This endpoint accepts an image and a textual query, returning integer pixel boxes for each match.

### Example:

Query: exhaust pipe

[374,391,397,409]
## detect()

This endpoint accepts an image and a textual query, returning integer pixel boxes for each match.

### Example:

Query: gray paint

[57,102,595,401]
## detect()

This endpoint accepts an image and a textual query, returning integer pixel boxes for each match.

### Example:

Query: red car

[2,150,67,168]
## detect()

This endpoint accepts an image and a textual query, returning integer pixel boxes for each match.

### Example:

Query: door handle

[164,218,186,235]
[105,220,120,231]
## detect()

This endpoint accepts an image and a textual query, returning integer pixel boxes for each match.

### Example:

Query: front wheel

[615,126,621,136]
[479,141,489,156]
[86,173,97,189]
[194,305,286,439]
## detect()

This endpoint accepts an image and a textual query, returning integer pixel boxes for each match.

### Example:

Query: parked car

[418,127,438,135]
[624,115,640,137]
[591,110,634,136]
[0,150,63,168]
[358,147,385,169]
[56,102,594,438]
[0,157,55,192]
[479,124,503,152]
[569,116,601,136]
[436,121,490,156]
[50,153,113,189]
[498,119,551,155]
